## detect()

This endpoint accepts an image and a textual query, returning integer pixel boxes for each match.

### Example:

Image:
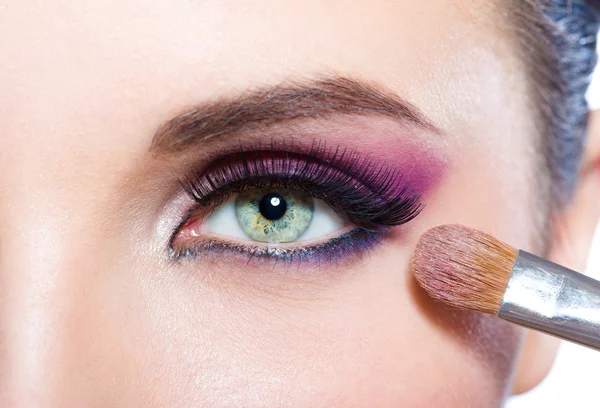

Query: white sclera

[204,196,247,240]
[297,198,344,241]
[203,194,345,243]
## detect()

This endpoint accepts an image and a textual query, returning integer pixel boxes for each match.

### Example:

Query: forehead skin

[0,1,534,407]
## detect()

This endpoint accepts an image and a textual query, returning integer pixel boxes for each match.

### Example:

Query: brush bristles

[412,224,518,315]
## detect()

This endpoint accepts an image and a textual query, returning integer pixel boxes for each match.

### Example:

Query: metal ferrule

[498,250,600,351]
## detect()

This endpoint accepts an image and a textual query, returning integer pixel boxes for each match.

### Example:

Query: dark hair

[510,0,599,209]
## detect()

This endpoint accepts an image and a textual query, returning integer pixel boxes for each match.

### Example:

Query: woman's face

[0,1,542,406]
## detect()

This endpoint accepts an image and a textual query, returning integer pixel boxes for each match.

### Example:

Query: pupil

[259,193,287,221]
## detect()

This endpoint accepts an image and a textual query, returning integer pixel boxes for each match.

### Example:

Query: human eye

[195,189,346,243]
[170,141,424,264]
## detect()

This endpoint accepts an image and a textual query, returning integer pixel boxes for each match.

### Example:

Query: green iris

[235,189,314,243]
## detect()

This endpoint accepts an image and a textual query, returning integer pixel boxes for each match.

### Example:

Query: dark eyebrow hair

[150,76,440,154]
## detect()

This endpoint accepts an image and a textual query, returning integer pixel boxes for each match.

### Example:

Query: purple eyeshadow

[181,142,425,228]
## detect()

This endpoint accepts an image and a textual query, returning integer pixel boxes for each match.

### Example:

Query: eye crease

[170,141,427,263]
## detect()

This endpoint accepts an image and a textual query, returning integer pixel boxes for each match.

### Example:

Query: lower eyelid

[170,227,388,267]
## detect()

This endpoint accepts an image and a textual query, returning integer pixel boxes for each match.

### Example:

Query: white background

[507,227,600,407]
[506,38,600,408]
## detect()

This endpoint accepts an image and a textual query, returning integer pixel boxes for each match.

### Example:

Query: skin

[0,0,599,406]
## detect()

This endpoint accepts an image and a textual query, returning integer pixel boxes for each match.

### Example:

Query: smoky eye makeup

[168,139,444,265]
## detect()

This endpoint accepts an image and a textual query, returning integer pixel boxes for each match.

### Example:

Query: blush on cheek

[409,273,523,400]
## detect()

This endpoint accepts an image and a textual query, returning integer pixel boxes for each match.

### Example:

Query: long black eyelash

[180,141,424,228]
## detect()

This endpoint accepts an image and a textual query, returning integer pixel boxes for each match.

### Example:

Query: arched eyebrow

[150,76,441,154]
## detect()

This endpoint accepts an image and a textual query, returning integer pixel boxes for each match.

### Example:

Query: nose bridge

[0,7,144,404]
[0,258,65,402]
[0,176,85,402]
[0,138,112,405]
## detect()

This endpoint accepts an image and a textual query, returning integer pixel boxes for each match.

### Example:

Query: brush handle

[498,250,600,351]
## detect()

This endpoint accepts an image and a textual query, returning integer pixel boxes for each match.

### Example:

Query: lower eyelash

[170,227,387,266]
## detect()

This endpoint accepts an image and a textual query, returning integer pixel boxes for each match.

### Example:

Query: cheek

[124,242,521,408]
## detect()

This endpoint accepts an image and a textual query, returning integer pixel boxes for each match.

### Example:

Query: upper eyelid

[179,144,424,228]
[181,143,395,201]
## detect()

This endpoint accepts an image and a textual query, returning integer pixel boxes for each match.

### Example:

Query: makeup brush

[412,224,600,351]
